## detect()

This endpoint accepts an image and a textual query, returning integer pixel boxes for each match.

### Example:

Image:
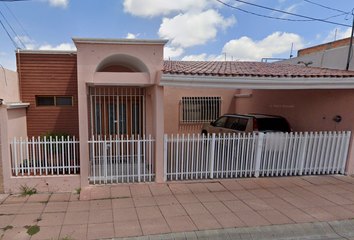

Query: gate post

[209,133,216,179]
[254,132,264,178]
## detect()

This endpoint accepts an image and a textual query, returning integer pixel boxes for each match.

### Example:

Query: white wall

[279,45,354,71]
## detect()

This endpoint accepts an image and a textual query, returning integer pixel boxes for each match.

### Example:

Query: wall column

[146,85,165,183]
[0,107,10,193]
[78,83,90,188]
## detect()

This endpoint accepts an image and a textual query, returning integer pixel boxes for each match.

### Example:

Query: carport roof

[162,61,354,78]
[160,61,354,89]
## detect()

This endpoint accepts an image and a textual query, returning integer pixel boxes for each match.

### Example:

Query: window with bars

[181,97,222,123]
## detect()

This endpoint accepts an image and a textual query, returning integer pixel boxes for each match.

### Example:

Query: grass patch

[19,184,37,197]
[75,187,81,194]
[3,226,13,231]
[24,225,40,235]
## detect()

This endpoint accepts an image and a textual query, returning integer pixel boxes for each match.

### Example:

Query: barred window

[182,97,221,123]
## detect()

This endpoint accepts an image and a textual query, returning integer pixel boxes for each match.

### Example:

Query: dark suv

[201,114,293,135]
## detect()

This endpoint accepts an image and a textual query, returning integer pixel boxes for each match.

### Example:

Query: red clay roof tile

[163,61,354,78]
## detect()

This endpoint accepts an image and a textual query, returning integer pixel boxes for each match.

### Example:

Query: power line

[217,0,352,27]
[217,0,348,23]
[2,1,38,49]
[304,0,347,14]
[218,1,347,23]
[0,18,18,48]
[0,9,26,48]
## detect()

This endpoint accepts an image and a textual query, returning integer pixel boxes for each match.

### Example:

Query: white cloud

[123,0,216,17]
[164,47,184,59]
[44,0,68,8]
[14,36,31,44]
[182,53,207,61]
[158,10,236,48]
[221,31,304,61]
[126,33,139,39]
[14,36,37,50]
[323,28,351,43]
[182,32,304,62]
[0,52,6,56]
[39,43,76,51]
[14,36,76,51]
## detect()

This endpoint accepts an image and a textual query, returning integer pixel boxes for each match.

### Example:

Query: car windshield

[257,118,291,132]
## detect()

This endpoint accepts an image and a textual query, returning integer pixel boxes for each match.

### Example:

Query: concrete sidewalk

[0,175,354,239]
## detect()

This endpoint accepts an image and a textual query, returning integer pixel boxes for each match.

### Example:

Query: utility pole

[346,11,354,71]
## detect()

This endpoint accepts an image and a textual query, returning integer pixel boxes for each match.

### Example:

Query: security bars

[181,97,222,123]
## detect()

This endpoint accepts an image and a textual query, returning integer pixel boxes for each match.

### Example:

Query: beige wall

[0,69,21,193]
[0,68,19,103]
[236,89,354,174]
[235,89,354,132]
[7,108,27,139]
[75,40,166,185]
[164,87,238,135]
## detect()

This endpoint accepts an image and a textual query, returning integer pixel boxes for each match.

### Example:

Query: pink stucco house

[1,37,354,193]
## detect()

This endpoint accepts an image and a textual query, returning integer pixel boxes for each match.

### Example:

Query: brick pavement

[0,175,354,239]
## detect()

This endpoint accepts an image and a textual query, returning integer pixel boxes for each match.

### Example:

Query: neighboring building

[2,37,354,193]
[279,37,354,71]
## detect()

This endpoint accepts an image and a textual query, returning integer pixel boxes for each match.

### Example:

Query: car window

[257,118,291,132]
[237,118,248,131]
[230,118,248,131]
[225,117,249,131]
[225,117,237,128]
[214,116,227,127]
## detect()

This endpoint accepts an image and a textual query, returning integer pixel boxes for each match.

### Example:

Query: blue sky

[0,0,353,71]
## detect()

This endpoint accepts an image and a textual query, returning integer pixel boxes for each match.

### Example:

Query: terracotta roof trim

[162,71,354,78]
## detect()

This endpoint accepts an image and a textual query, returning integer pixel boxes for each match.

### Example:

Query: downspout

[17,48,22,101]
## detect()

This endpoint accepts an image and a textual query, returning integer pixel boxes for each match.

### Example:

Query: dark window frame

[36,96,74,107]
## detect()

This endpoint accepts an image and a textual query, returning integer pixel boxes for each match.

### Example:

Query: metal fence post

[254,133,264,178]
[299,132,309,175]
[209,133,216,179]
[164,134,168,182]
[340,131,351,174]
[137,135,141,183]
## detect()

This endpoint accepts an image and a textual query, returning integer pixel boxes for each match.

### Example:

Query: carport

[160,61,354,177]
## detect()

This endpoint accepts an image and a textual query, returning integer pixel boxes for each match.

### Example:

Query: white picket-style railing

[88,135,155,184]
[10,136,80,176]
[164,131,351,181]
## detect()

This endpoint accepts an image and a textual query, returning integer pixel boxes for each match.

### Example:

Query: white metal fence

[10,136,80,176]
[164,131,351,181]
[88,135,155,184]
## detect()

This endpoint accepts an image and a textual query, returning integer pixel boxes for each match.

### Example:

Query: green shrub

[41,131,72,153]
[41,131,71,141]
